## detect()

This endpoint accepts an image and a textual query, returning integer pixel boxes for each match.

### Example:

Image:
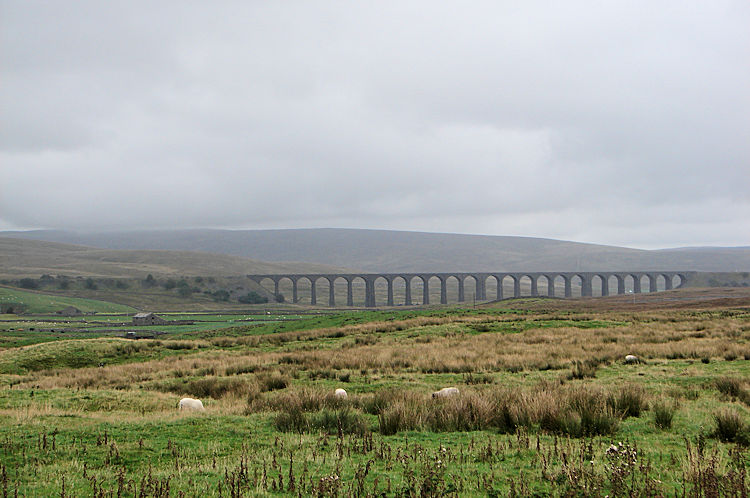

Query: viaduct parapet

[248,271,692,308]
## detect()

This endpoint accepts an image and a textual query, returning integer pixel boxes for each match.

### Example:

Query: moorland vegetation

[0,288,748,495]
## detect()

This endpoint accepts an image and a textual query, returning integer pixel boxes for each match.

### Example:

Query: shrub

[19,278,39,289]
[212,290,230,302]
[238,291,268,304]
[177,286,193,298]
[1,302,26,314]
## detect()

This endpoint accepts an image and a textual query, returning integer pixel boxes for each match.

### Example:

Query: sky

[1,1,749,249]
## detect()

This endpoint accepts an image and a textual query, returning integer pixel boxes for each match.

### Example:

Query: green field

[0,286,137,314]
[0,294,749,496]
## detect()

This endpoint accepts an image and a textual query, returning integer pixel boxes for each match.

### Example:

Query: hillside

[0,237,351,279]
[4,229,750,273]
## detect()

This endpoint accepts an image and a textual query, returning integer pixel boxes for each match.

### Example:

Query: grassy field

[0,286,137,314]
[0,289,749,496]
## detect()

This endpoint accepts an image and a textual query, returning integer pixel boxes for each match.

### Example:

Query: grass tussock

[712,409,750,446]
[264,383,625,437]
[715,376,750,406]
[651,397,679,429]
[607,383,647,418]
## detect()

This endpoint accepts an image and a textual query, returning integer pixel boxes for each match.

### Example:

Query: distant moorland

[4,228,750,272]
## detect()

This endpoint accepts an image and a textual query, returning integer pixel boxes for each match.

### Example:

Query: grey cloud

[1,1,748,247]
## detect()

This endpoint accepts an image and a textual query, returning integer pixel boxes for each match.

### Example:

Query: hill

[4,228,750,273]
[0,237,351,279]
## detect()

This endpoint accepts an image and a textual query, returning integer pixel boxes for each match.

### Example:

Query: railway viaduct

[248,271,692,308]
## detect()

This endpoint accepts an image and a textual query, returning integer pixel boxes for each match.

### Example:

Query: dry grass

[8,309,748,394]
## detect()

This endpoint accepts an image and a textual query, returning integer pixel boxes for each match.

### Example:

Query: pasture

[0,290,748,496]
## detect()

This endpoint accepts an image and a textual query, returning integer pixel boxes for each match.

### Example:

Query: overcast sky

[1,1,748,249]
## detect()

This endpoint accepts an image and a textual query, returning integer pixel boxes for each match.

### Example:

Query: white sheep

[178,397,205,411]
[624,354,639,364]
[334,388,348,399]
[432,387,460,399]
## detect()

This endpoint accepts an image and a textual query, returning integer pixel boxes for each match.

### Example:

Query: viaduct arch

[249,271,691,307]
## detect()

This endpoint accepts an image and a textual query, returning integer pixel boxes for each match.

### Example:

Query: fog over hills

[3,229,750,274]
[0,237,348,279]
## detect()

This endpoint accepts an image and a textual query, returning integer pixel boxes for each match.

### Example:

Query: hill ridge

[2,228,750,274]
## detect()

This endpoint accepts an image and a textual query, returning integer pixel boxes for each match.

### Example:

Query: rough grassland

[0,291,748,496]
[0,286,136,314]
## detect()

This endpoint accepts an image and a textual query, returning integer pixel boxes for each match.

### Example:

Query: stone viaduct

[248,271,691,308]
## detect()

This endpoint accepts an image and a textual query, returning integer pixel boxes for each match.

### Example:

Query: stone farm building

[132,312,168,326]
[56,306,83,317]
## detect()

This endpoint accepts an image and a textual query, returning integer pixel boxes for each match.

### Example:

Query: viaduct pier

[248,271,691,308]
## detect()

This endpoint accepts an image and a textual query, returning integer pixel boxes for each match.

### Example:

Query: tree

[19,278,39,289]
[212,289,230,302]
[143,274,156,287]
[238,291,268,304]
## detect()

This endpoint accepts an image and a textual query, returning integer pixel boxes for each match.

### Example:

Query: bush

[238,291,269,304]
[212,290,230,302]
[177,286,193,298]
[1,302,26,314]
[18,278,39,289]
[142,274,156,287]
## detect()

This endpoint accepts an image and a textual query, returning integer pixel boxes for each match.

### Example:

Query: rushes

[268,383,626,437]
[651,397,679,429]
[715,376,750,406]
[712,409,750,446]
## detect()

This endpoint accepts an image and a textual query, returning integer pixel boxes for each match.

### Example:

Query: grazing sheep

[432,387,460,399]
[178,397,205,411]
[624,354,639,364]
[334,388,348,399]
